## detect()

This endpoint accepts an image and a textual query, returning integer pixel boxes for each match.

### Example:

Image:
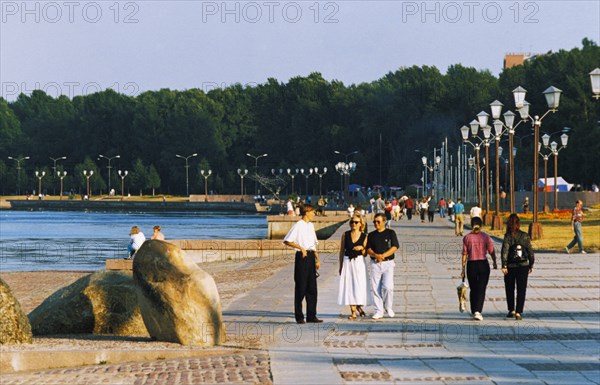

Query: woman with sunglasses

[338,215,369,320]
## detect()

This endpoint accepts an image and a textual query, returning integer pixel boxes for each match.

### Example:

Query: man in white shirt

[284,204,322,324]
[470,204,482,219]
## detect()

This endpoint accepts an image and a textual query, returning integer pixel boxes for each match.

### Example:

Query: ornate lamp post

[512,85,562,239]
[237,168,248,200]
[590,68,600,99]
[460,123,491,209]
[314,167,327,196]
[175,153,198,197]
[547,133,569,211]
[300,168,313,197]
[83,170,94,198]
[246,152,268,195]
[118,170,128,200]
[57,171,67,200]
[200,169,212,202]
[35,171,46,197]
[334,162,356,203]
[287,168,299,194]
[421,156,440,196]
[98,154,120,194]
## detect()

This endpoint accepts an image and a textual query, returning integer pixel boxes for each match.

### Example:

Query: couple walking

[337,213,399,320]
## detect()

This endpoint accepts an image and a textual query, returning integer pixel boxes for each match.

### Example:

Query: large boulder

[28,271,148,336]
[0,277,33,344]
[133,240,225,346]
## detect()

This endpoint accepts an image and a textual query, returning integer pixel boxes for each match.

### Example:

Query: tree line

[1,38,598,197]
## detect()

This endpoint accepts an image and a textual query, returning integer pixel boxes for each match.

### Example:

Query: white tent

[537,176,573,192]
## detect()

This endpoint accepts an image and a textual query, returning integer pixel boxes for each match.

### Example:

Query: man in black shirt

[366,213,399,319]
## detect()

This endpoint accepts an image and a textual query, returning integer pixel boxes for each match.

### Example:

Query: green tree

[146,164,161,196]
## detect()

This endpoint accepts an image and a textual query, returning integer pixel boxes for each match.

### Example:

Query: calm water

[0,210,267,272]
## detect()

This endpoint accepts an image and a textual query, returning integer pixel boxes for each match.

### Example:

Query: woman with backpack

[501,213,535,320]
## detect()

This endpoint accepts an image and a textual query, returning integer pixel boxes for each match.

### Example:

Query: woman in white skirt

[338,214,369,319]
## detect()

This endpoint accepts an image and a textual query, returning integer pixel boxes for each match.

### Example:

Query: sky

[1,0,599,101]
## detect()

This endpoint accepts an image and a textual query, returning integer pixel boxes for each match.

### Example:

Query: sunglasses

[350,220,361,224]
[373,220,384,224]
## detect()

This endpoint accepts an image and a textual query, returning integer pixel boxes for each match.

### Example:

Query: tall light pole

[83,170,93,198]
[334,162,356,203]
[512,85,562,239]
[57,171,67,200]
[118,170,128,200]
[98,154,120,194]
[314,167,327,196]
[421,156,440,196]
[460,123,491,209]
[238,169,248,201]
[300,168,313,197]
[8,156,29,195]
[35,171,46,197]
[543,132,568,211]
[175,153,198,197]
[287,168,299,195]
[49,156,67,177]
[201,169,212,202]
[246,153,268,195]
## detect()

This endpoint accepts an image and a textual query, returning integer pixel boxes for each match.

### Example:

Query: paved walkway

[2,215,599,384]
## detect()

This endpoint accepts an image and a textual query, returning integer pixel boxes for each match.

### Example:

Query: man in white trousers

[366,213,399,319]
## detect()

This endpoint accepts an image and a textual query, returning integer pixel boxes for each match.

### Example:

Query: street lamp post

[334,162,356,203]
[35,171,46,197]
[287,168,299,195]
[200,169,212,202]
[544,133,568,211]
[98,154,120,194]
[49,156,67,195]
[314,167,327,196]
[300,168,313,198]
[83,170,93,198]
[460,123,491,209]
[50,156,67,177]
[118,170,128,200]
[421,156,441,197]
[175,153,198,197]
[8,156,30,195]
[238,169,248,201]
[57,171,67,200]
[512,85,563,239]
[246,153,268,195]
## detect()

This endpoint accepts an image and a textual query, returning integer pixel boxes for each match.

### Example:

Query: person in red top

[438,198,447,218]
[404,195,414,220]
[565,199,586,254]
[461,216,497,320]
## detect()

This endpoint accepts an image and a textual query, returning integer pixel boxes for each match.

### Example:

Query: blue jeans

[439,207,445,218]
[567,222,583,252]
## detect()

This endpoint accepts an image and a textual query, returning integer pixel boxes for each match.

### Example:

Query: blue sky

[1,0,598,101]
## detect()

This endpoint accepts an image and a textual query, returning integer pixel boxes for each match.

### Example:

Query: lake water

[0,210,268,272]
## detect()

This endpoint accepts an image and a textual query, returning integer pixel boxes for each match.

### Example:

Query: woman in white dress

[338,214,369,319]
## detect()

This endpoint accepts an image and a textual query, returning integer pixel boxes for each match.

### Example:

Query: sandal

[357,306,366,318]
[348,312,357,320]
[506,311,515,318]
[515,313,523,320]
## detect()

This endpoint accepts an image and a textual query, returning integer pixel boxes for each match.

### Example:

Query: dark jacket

[501,230,534,269]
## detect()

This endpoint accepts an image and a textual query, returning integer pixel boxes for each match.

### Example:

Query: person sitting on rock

[127,226,146,259]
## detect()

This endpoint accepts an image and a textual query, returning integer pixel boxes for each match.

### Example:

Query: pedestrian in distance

[461,216,497,321]
[366,213,399,319]
[565,199,586,254]
[501,213,534,320]
[338,214,369,320]
[454,198,465,236]
[283,204,323,324]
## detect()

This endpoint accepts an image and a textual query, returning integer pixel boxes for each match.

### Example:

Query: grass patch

[485,210,600,252]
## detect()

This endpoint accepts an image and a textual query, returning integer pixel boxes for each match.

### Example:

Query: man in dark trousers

[283,204,323,324]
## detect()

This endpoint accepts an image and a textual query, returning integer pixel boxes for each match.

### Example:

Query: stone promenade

[2,215,599,384]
